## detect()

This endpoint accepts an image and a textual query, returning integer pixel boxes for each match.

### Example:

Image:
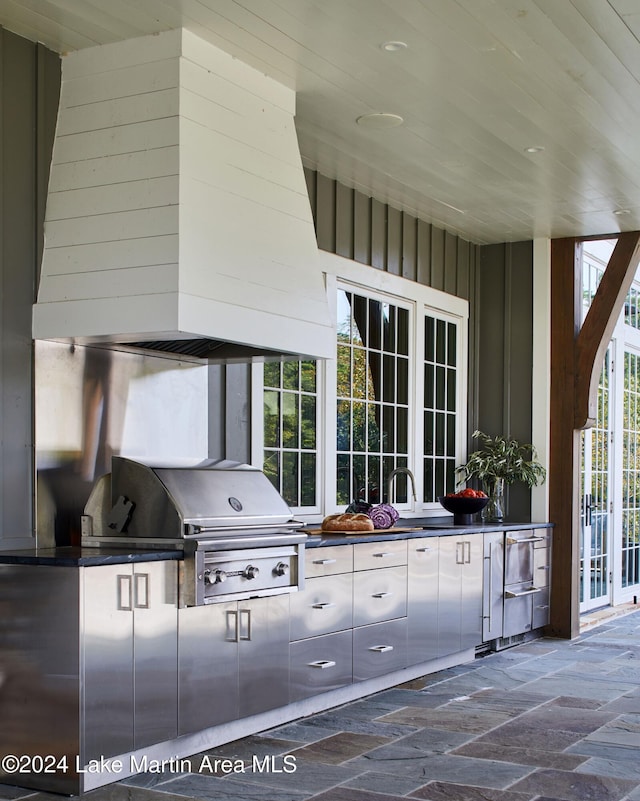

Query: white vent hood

[33,29,335,362]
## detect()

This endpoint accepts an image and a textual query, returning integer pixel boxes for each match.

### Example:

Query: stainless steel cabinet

[353,565,407,627]
[178,594,289,736]
[502,529,551,639]
[290,572,353,640]
[438,534,483,656]
[83,561,178,761]
[290,630,353,701]
[353,618,408,681]
[482,532,504,642]
[407,537,439,665]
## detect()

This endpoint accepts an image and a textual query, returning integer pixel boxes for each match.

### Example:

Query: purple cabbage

[367,503,397,529]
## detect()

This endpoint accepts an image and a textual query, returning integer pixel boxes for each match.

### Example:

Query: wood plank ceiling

[1,0,640,245]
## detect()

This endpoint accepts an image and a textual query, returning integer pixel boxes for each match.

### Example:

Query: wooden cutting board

[306,526,425,536]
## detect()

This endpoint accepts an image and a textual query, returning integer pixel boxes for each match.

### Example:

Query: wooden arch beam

[575,232,640,429]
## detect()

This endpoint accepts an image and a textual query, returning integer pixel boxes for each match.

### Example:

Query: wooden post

[549,232,640,638]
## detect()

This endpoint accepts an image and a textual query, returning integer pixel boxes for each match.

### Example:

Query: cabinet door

[461,535,483,650]
[407,537,439,665]
[482,533,504,642]
[132,562,178,748]
[178,601,239,735]
[437,537,462,657]
[238,595,290,718]
[83,565,134,761]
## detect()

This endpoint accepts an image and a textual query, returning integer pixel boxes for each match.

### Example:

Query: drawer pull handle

[312,602,336,609]
[537,565,550,570]
[506,536,545,545]
[536,604,550,610]
[369,644,393,653]
[416,547,432,552]
[313,558,337,565]
[309,660,336,669]
[372,591,393,599]
[374,552,396,558]
[505,587,543,598]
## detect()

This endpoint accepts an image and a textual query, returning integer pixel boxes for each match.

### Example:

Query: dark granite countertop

[304,517,552,547]
[0,546,184,566]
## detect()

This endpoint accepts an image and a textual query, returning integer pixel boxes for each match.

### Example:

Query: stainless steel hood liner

[33,29,334,362]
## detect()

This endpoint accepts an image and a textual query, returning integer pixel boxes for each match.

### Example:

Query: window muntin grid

[336,289,410,506]
[622,351,640,588]
[423,315,458,502]
[625,284,640,331]
[263,360,318,509]
[579,354,609,603]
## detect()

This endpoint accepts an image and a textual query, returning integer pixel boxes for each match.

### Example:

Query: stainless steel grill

[81,457,306,606]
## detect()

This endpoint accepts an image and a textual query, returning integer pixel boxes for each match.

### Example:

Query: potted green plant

[457,430,546,521]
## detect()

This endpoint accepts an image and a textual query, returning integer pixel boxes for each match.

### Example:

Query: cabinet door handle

[372,591,393,599]
[239,609,251,640]
[506,536,545,545]
[134,572,150,609]
[117,574,132,611]
[312,602,336,610]
[226,610,239,642]
[536,604,550,610]
[464,542,471,563]
[308,660,336,669]
[369,644,393,653]
[312,558,337,565]
[505,587,543,598]
[374,552,396,558]
[455,542,464,564]
[415,546,432,552]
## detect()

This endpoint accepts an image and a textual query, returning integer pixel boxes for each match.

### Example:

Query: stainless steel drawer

[353,618,407,681]
[532,586,550,629]
[289,573,353,641]
[290,630,353,701]
[353,540,407,571]
[353,565,407,627]
[306,545,353,577]
[533,547,550,587]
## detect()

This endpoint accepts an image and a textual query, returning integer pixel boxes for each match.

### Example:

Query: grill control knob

[244,565,260,580]
[274,562,289,577]
[204,569,227,585]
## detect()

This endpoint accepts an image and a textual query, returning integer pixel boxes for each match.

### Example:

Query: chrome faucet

[387,467,417,504]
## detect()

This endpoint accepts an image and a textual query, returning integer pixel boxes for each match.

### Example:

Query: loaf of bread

[321,513,374,532]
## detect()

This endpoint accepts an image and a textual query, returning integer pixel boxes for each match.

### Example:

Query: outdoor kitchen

[0,22,556,800]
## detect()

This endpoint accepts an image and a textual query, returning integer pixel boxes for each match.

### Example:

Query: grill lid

[108,456,297,539]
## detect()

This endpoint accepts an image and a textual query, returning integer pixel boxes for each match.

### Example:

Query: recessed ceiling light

[356,112,404,129]
[381,41,408,52]
[524,146,545,154]
[614,208,631,215]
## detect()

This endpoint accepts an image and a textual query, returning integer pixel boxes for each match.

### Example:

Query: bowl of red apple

[438,488,488,525]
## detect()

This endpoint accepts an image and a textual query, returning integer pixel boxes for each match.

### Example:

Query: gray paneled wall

[305,169,535,520]
[477,241,535,520]
[0,29,60,546]
[305,169,478,301]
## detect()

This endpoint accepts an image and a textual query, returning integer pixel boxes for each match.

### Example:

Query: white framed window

[253,252,468,521]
